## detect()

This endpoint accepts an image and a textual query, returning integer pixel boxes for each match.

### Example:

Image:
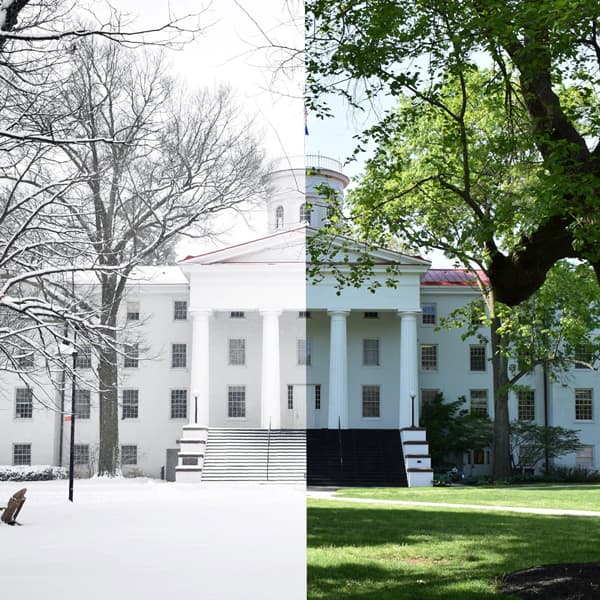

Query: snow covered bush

[0,465,67,481]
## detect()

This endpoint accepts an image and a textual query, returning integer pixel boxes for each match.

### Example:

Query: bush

[544,465,600,483]
[0,465,67,481]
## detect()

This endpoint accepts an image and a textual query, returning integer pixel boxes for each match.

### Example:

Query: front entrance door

[165,448,179,482]
[282,384,307,429]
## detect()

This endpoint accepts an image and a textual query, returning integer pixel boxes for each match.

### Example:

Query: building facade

[0,156,598,483]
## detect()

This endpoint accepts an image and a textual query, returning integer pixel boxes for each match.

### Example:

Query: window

[173,301,187,321]
[74,444,89,465]
[171,343,187,368]
[420,344,438,370]
[126,301,140,321]
[470,345,486,371]
[422,303,436,325]
[122,389,139,419]
[575,343,594,369]
[228,339,246,365]
[315,384,321,410]
[299,203,311,224]
[76,346,92,369]
[298,311,311,318]
[576,445,594,469]
[420,389,439,408]
[287,385,294,410]
[13,443,31,466]
[74,389,91,419]
[575,389,593,421]
[362,339,380,366]
[123,343,139,368]
[517,390,535,421]
[16,352,34,369]
[364,311,379,319]
[121,445,137,466]
[470,389,488,417]
[15,388,32,419]
[230,311,245,318]
[297,338,311,366]
[275,205,284,229]
[362,385,380,418]
[171,389,187,419]
[228,385,246,418]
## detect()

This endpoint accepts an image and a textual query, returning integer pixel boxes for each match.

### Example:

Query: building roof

[422,269,489,286]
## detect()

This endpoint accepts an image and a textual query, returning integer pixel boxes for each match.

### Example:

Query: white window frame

[517,389,535,421]
[297,338,311,366]
[361,385,381,418]
[576,445,594,469]
[228,385,246,418]
[121,445,138,466]
[420,344,438,371]
[122,389,139,420]
[173,301,187,321]
[469,344,486,372]
[470,389,488,417]
[170,389,187,419]
[575,388,593,421]
[171,343,187,369]
[228,338,246,366]
[15,388,33,419]
[13,443,31,466]
[74,444,90,465]
[422,303,436,325]
[74,389,91,419]
[123,343,139,368]
[362,338,380,366]
[126,301,140,321]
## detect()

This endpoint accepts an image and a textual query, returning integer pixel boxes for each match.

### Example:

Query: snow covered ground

[0,478,306,599]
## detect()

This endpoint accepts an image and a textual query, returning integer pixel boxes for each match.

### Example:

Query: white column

[260,309,282,429]
[327,310,349,429]
[190,309,212,426]
[398,311,419,429]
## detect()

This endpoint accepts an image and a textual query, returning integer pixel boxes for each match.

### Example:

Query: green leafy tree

[309,64,600,478]
[510,421,581,472]
[307,0,600,305]
[420,393,493,469]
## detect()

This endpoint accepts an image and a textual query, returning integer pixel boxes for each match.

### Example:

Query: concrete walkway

[307,490,600,517]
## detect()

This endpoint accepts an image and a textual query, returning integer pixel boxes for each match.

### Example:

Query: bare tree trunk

[490,315,512,479]
[98,279,120,476]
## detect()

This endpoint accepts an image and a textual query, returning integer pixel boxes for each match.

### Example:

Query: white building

[1,156,598,485]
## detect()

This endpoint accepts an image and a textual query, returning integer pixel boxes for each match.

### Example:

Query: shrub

[0,465,67,481]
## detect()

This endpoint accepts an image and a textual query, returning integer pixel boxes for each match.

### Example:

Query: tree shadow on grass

[307,502,600,600]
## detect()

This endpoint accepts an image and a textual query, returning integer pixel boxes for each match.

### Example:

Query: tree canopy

[307,0,600,305]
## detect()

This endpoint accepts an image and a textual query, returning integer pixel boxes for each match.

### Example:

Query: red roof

[422,269,488,286]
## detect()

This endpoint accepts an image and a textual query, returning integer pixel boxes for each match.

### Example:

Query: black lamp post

[410,392,416,428]
[68,347,77,502]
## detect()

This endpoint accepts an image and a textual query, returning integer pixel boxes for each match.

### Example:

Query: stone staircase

[200,428,306,482]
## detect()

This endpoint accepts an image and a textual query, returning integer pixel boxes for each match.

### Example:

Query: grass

[307,498,600,599]
[335,483,600,511]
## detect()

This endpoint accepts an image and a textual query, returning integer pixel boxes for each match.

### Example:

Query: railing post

[266,417,272,481]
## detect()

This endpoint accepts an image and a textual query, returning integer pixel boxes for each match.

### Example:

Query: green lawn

[335,484,600,511]
[307,498,600,599]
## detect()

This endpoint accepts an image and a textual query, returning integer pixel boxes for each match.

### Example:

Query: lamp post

[68,347,78,502]
[192,389,199,425]
[410,391,416,428]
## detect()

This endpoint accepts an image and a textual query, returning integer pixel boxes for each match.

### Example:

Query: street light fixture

[192,389,199,424]
[60,338,78,502]
[410,390,416,428]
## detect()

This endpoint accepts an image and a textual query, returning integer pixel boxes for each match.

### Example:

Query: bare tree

[40,38,266,475]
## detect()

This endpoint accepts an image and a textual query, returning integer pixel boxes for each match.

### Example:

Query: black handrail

[266,417,272,481]
[338,416,343,468]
